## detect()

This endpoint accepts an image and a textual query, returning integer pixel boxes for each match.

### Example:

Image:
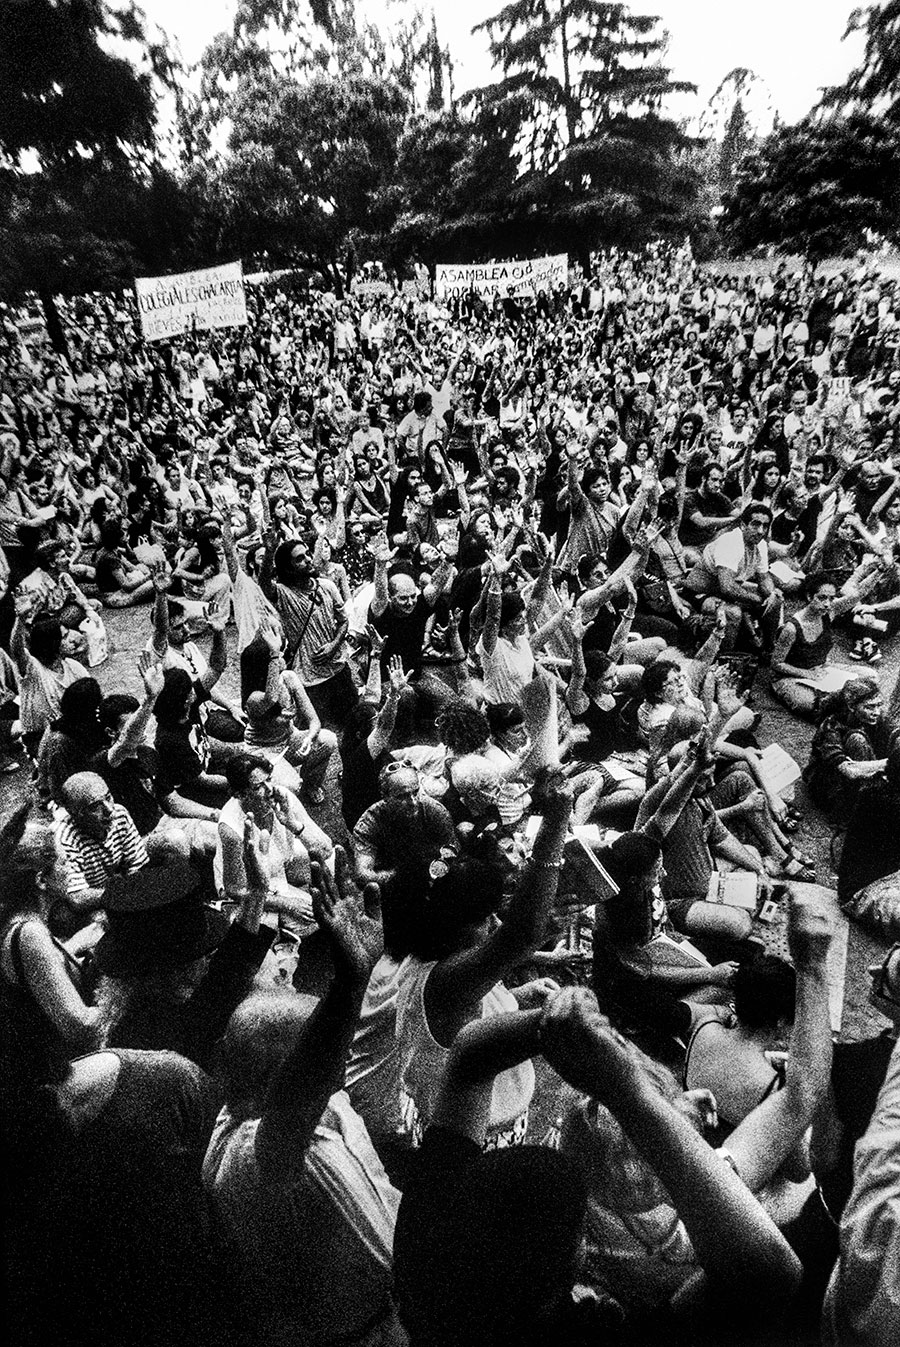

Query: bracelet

[530,855,563,870]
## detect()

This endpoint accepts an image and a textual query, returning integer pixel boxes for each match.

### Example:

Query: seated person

[56,772,148,916]
[837,742,900,935]
[94,519,155,607]
[204,855,403,1347]
[679,461,739,558]
[770,573,869,719]
[215,753,333,942]
[353,762,456,958]
[804,677,890,816]
[243,622,338,807]
[593,831,738,1030]
[684,502,783,651]
[682,953,797,1132]
[635,732,768,949]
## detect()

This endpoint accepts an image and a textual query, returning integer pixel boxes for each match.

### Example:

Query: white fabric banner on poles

[434,253,568,300]
[134,261,248,341]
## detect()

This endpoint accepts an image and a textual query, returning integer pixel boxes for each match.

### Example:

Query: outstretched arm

[254,849,382,1180]
[725,890,834,1192]
[541,987,802,1314]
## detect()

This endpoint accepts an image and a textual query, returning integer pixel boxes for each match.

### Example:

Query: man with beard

[260,532,357,725]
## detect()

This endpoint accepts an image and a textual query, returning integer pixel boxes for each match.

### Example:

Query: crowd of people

[3,238,900,1346]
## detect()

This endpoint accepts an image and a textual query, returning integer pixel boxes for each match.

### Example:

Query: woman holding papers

[770,573,872,718]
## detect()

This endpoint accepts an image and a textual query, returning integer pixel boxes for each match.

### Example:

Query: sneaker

[304,786,326,807]
[849,640,865,661]
[867,643,883,666]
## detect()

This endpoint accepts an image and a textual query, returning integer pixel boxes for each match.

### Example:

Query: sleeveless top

[682,1011,785,1132]
[395,956,535,1135]
[783,614,833,671]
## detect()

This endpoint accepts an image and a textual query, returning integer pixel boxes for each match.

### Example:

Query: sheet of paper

[758,743,802,797]
[795,665,867,693]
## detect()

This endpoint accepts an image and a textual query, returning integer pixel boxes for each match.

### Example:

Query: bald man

[57,771,148,910]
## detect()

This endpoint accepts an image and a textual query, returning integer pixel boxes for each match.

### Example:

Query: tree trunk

[38,287,68,358]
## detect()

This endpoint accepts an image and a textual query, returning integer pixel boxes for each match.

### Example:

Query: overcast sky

[142,0,867,127]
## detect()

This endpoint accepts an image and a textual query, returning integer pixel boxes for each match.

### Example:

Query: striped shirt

[57,803,148,897]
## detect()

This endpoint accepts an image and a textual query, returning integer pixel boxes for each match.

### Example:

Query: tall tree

[0,1,178,345]
[433,1,702,264]
[820,1,900,122]
[720,113,900,260]
[469,1,694,172]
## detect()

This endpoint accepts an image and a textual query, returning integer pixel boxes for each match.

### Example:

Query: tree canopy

[719,112,900,260]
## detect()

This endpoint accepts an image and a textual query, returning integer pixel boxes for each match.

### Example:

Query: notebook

[706,870,759,911]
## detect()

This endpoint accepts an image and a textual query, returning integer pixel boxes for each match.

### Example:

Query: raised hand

[149,558,172,593]
[365,622,387,656]
[531,765,574,819]
[369,533,397,565]
[787,888,834,969]
[238,818,269,932]
[540,986,641,1102]
[137,650,165,699]
[387,654,411,694]
[310,847,383,984]
[258,616,283,654]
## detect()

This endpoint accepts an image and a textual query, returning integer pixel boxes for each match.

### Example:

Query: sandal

[778,856,815,881]
[785,843,815,869]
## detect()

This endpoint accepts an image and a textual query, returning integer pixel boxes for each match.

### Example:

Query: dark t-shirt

[94,548,122,594]
[340,737,382,830]
[680,488,734,548]
[95,744,163,835]
[370,593,432,676]
[837,780,900,902]
[154,717,210,798]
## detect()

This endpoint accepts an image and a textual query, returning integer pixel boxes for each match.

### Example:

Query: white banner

[434,253,568,300]
[134,261,248,341]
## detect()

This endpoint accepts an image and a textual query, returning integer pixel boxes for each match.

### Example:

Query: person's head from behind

[601,832,663,949]
[219,990,319,1119]
[28,618,63,669]
[100,692,139,743]
[436,700,491,757]
[732,954,796,1035]
[452,754,501,817]
[396,1140,588,1347]
[407,855,504,961]
[153,667,195,727]
[58,676,103,737]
